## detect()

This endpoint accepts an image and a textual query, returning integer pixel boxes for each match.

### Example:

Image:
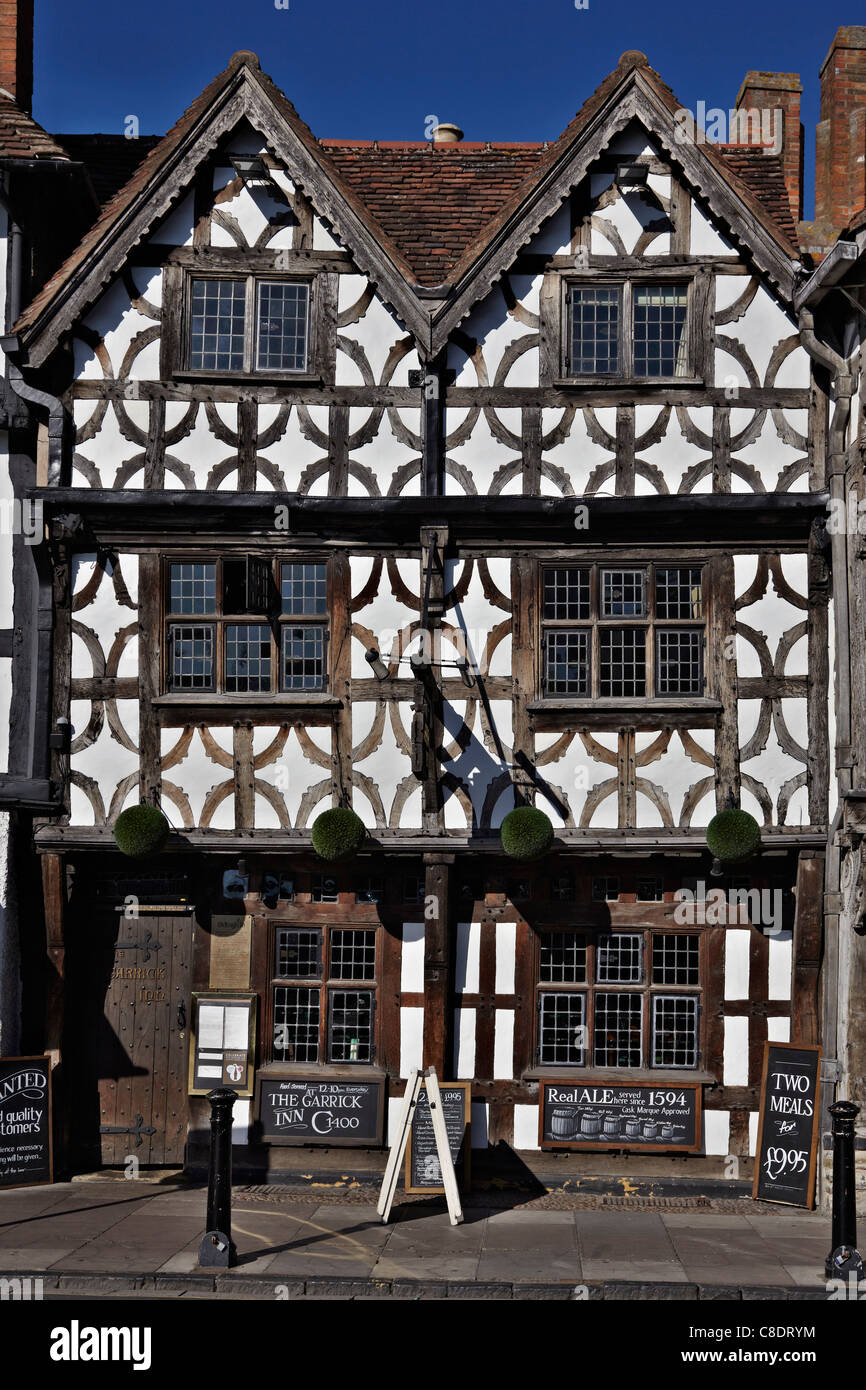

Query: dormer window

[186,275,310,374]
[564,279,691,381]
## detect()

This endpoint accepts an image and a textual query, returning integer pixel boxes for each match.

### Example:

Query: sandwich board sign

[752,1042,821,1208]
[377,1068,463,1226]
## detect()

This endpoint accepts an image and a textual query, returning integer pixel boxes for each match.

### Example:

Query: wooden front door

[65,909,193,1167]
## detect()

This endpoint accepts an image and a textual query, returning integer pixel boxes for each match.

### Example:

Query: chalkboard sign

[753,1043,821,1208]
[405,1081,471,1194]
[540,1079,702,1151]
[188,992,257,1096]
[0,1055,53,1189]
[257,1075,385,1146]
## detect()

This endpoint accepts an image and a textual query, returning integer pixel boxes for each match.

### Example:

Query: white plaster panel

[442,698,511,828]
[634,729,715,828]
[525,202,571,256]
[446,411,519,495]
[258,406,328,492]
[493,1010,514,1080]
[470,1101,489,1148]
[401,921,425,993]
[160,727,231,828]
[148,192,195,245]
[768,935,793,1000]
[400,1006,424,1077]
[724,929,750,1000]
[689,200,734,256]
[231,1099,250,1146]
[542,406,613,495]
[352,707,413,829]
[767,1017,791,1042]
[338,292,411,384]
[252,726,331,828]
[704,1109,731,1156]
[74,402,145,485]
[455,921,481,994]
[537,729,620,829]
[731,285,804,385]
[311,214,343,252]
[592,187,670,257]
[513,1103,540,1150]
[748,1110,759,1156]
[454,1007,476,1079]
[732,413,807,492]
[723,1016,749,1086]
[495,922,516,995]
[351,412,420,495]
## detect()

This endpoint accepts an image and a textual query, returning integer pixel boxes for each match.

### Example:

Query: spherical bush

[706,809,761,863]
[113,804,170,858]
[311,807,366,861]
[500,806,555,861]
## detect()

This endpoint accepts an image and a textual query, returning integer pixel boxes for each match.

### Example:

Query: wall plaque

[188,992,256,1096]
[0,1055,53,1189]
[256,1075,385,1145]
[539,1079,702,1151]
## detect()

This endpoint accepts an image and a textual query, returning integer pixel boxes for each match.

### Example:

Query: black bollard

[198,1087,237,1269]
[825,1100,864,1280]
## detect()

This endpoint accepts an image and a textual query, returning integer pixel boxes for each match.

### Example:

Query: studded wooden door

[66,909,193,1167]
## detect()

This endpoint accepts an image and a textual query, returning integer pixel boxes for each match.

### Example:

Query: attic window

[187,276,310,374]
[565,280,690,380]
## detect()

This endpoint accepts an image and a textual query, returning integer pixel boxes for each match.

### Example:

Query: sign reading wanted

[0,1055,53,1189]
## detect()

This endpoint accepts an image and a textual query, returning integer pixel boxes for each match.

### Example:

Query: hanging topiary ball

[705,808,761,864]
[113,804,170,858]
[311,807,367,861]
[500,806,555,861]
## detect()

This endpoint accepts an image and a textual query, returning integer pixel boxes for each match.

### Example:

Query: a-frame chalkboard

[752,1042,821,1208]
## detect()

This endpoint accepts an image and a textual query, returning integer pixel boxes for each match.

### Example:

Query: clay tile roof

[54,133,161,204]
[718,146,797,247]
[322,141,546,285]
[0,95,71,160]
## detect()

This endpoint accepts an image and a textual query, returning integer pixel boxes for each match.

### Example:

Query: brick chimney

[0,0,33,112]
[734,71,803,222]
[815,25,866,235]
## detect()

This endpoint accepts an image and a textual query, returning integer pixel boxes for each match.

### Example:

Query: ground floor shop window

[536,929,701,1069]
[270,926,378,1064]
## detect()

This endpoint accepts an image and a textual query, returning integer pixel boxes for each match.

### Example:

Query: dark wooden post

[422,853,453,1077]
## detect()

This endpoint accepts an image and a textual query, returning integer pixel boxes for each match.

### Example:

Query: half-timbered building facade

[5,35,863,1185]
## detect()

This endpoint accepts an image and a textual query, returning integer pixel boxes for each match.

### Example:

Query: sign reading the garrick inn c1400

[539,1080,702,1152]
[256,1076,385,1146]
[0,1055,53,1188]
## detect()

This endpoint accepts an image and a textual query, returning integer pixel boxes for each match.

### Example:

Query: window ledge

[523,1067,715,1085]
[154,693,339,704]
[526,698,722,714]
[257,1063,386,1079]
[553,377,704,390]
[172,371,324,387]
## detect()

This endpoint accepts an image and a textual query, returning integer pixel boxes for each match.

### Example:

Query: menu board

[0,1055,53,1189]
[540,1080,702,1151]
[188,992,256,1096]
[257,1075,385,1146]
[405,1081,471,1194]
[753,1043,821,1208]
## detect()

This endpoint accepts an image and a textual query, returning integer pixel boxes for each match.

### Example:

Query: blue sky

[35,0,853,218]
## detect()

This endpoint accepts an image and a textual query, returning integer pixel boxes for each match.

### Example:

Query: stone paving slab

[0,1180,835,1295]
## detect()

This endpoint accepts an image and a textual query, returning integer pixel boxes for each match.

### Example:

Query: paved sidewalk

[0,1181,832,1300]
